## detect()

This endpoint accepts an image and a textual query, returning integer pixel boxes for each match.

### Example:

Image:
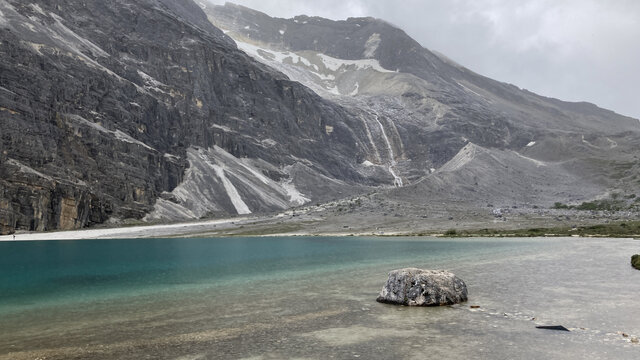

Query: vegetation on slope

[632,254,640,270]
[433,221,640,238]
[553,193,640,212]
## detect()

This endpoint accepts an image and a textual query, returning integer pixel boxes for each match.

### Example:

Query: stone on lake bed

[376,268,468,306]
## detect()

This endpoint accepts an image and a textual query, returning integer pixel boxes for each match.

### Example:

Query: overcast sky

[209,0,640,120]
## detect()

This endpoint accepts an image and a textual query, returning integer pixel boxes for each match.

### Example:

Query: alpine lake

[1,236,639,359]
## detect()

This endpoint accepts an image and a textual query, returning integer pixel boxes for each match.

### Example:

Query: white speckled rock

[376,268,468,306]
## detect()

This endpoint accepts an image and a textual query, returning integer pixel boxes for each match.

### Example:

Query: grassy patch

[435,221,640,238]
[575,199,626,211]
[552,195,634,211]
[553,202,571,209]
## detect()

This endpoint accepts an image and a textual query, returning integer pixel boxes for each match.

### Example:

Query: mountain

[0,0,372,234]
[0,0,637,235]
[204,3,640,216]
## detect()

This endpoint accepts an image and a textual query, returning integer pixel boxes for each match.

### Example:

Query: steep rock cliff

[0,0,372,234]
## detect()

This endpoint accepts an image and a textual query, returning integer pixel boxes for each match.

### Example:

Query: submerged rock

[376,268,468,306]
[632,254,640,270]
[536,325,570,332]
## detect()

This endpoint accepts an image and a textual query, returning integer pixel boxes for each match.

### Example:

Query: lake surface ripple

[1,236,638,359]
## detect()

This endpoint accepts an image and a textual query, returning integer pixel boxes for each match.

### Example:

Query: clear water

[1,236,639,359]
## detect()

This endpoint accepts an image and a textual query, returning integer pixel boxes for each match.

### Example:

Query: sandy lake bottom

[0,236,639,359]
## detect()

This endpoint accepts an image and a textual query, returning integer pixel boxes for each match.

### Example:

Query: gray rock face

[207,3,640,217]
[376,268,468,306]
[0,0,373,234]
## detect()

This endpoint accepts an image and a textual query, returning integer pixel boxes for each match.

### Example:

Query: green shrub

[632,255,640,270]
[553,202,570,209]
[576,199,625,211]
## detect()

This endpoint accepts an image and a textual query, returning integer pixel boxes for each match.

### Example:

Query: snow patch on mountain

[65,114,156,151]
[112,130,155,150]
[29,3,46,16]
[0,2,17,28]
[318,53,393,73]
[236,41,311,68]
[49,12,109,58]
[233,38,393,98]
[7,158,54,181]
[350,82,360,96]
[231,31,402,99]
[137,70,167,93]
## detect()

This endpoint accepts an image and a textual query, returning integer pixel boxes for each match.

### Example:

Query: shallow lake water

[0,236,639,359]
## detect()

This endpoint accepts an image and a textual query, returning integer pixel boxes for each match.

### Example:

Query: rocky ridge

[0,0,372,233]
[206,2,640,218]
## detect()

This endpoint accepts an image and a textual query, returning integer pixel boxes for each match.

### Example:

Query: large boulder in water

[376,268,468,306]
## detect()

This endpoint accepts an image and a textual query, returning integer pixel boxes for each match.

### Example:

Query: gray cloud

[209,0,640,119]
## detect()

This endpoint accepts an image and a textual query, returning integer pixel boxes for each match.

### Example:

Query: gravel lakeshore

[2,203,639,241]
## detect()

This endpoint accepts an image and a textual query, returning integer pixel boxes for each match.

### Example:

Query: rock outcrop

[0,0,371,234]
[376,268,468,306]
[207,3,640,219]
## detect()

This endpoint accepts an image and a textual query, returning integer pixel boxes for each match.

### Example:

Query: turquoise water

[0,237,530,312]
[1,236,639,359]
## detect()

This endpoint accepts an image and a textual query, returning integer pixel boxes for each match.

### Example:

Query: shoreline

[0,217,249,241]
[2,216,640,241]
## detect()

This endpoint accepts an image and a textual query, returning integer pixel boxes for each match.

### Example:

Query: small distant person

[13,234,15,240]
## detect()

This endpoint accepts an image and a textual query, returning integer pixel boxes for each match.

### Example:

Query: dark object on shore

[376,268,468,306]
[632,254,640,270]
[536,325,570,332]
[470,305,481,309]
